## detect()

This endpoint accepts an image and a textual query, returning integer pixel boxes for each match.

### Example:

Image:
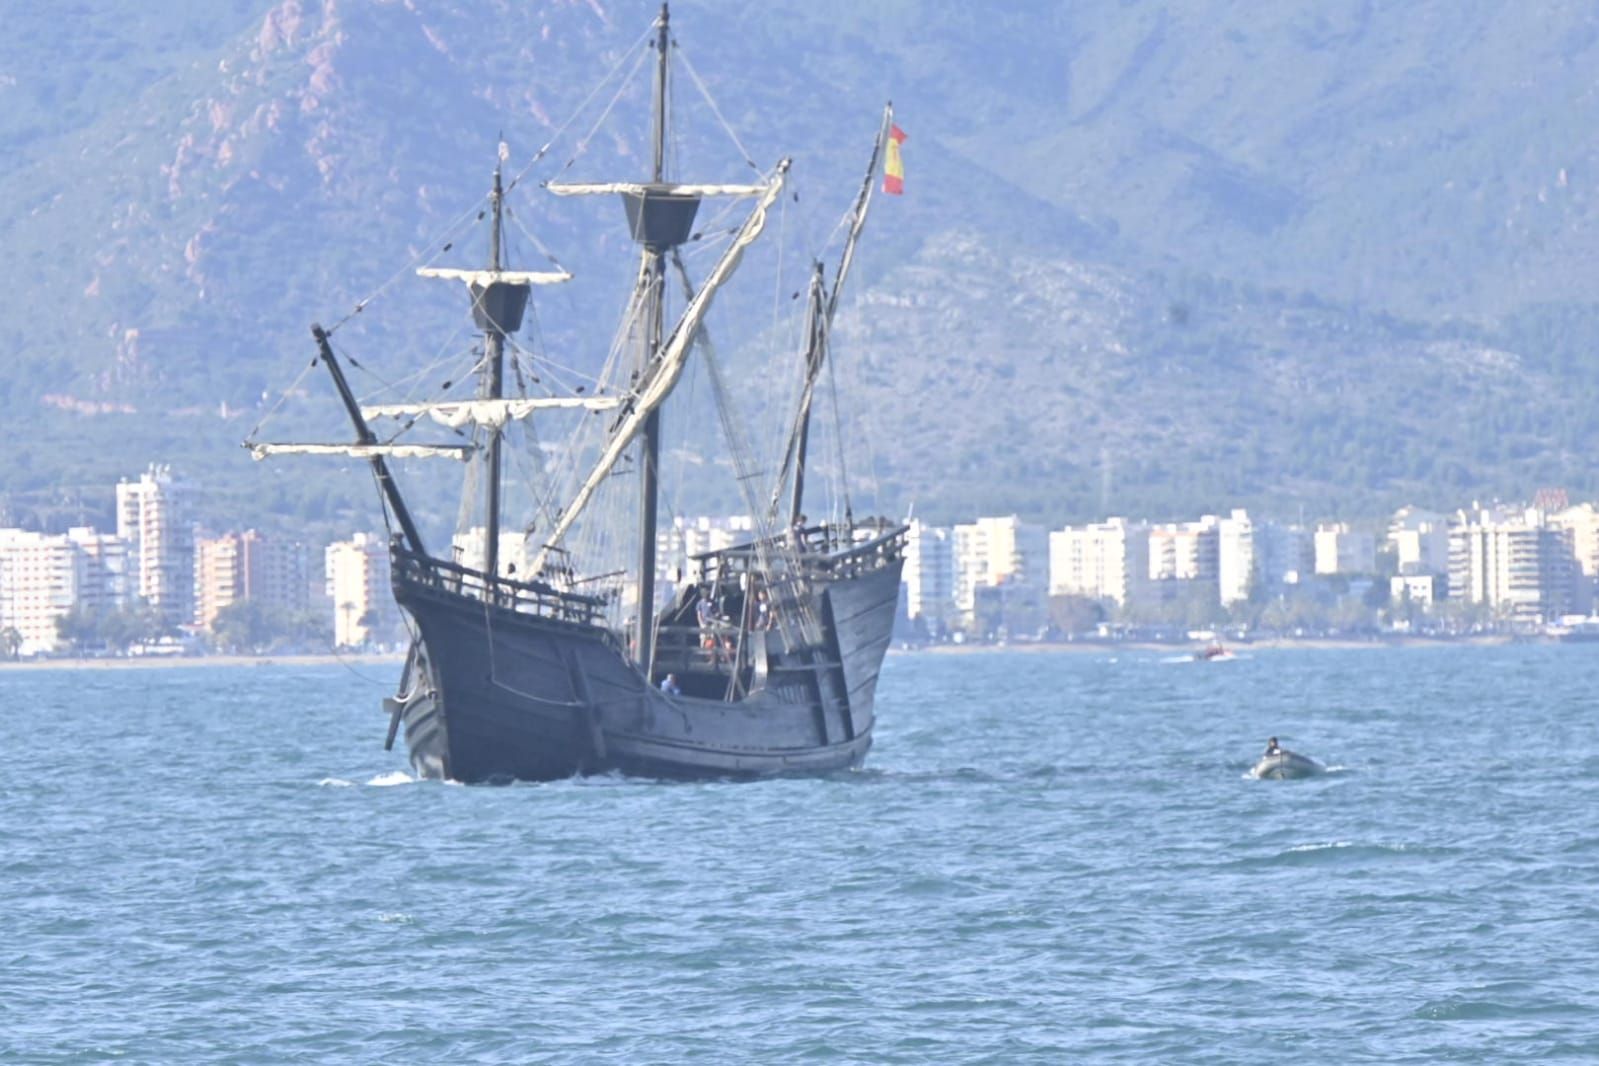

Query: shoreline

[0,636,1539,670]
[893,635,1521,655]
[0,652,407,672]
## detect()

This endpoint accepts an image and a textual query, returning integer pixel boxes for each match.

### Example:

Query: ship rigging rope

[670,251,817,646]
[243,354,319,444]
[523,252,656,563]
[761,185,802,507]
[506,21,656,195]
[502,202,572,279]
[660,333,706,554]
[504,335,610,397]
[455,438,480,553]
[323,19,654,339]
[353,318,479,408]
[548,43,654,183]
[823,321,855,522]
[324,195,489,338]
[672,42,762,173]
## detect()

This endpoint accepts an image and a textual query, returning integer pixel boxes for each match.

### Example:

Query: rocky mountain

[2,1,1597,537]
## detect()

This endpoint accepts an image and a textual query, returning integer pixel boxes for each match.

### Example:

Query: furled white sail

[545,181,769,198]
[416,267,572,286]
[362,397,625,430]
[248,443,475,461]
[531,160,790,573]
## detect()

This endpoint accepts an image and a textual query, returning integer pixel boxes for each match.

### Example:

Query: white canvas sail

[545,181,768,198]
[362,396,624,430]
[249,443,474,461]
[416,267,572,286]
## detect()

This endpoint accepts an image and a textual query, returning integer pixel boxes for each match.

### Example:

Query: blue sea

[4,644,1597,1063]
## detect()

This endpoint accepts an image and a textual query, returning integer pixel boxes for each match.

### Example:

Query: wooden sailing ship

[251,5,906,782]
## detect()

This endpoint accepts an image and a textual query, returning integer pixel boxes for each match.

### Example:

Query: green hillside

[2,1,1597,539]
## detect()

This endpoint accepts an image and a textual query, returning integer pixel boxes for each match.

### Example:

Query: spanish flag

[883,124,907,195]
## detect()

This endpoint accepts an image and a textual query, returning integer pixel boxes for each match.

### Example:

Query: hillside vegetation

[3,1,1598,539]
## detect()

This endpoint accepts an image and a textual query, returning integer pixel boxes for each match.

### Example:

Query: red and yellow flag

[883,124,907,195]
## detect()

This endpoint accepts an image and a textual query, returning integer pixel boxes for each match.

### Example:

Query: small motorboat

[1194,643,1230,661]
[1251,747,1325,780]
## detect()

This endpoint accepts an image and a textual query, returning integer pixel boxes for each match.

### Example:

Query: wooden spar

[778,107,892,526]
[788,262,827,526]
[635,2,672,674]
[310,323,426,555]
[483,163,507,586]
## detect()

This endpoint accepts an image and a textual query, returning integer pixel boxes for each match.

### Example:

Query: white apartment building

[952,515,1047,620]
[1389,506,1451,576]
[1448,507,1576,623]
[0,527,129,654]
[195,531,310,631]
[452,527,535,581]
[902,520,955,623]
[1048,517,1149,607]
[1216,510,1255,607]
[1147,516,1219,583]
[326,532,400,647]
[1551,503,1599,613]
[116,464,194,630]
[1314,523,1376,576]
[657,516,755,580]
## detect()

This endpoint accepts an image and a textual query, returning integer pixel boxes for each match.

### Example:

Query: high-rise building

[325,533,400,647]
[952,515,1048,622]
[1314,523,1376,576]
[1388,506,1451,576]
[1449,507,1576,623]
[1147,516,1220,583]
[1551,503,1599,614]
[902,520,956,623]
[1216,511,1309,606]
[1216,510,1255,607]
[1049,517,1149,607]
[116,464,194,629]
[195,530,310,631]
[0,527,129,654]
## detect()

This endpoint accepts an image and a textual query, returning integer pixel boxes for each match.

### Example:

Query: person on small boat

[660,673,682,696]
[1264,736,1282,756]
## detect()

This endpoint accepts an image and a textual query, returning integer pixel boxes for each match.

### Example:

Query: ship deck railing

[693,519,908,587]
[392,546,608,627]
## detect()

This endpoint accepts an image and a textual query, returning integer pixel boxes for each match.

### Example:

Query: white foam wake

[366,770,417,787]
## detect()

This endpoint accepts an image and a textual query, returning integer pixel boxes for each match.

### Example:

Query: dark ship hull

[386,528,905,783]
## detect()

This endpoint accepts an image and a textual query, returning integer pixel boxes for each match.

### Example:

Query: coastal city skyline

[4,461,1594,658]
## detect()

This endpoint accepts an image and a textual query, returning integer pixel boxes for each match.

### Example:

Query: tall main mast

[634,3,671,670]
[483,163,507,584]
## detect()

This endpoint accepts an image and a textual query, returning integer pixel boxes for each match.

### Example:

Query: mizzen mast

[773,104,895,528]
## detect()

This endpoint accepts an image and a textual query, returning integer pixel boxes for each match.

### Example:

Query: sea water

[3,644,1597,1063]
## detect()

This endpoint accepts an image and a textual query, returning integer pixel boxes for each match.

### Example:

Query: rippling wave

[5,644,1598,1061]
